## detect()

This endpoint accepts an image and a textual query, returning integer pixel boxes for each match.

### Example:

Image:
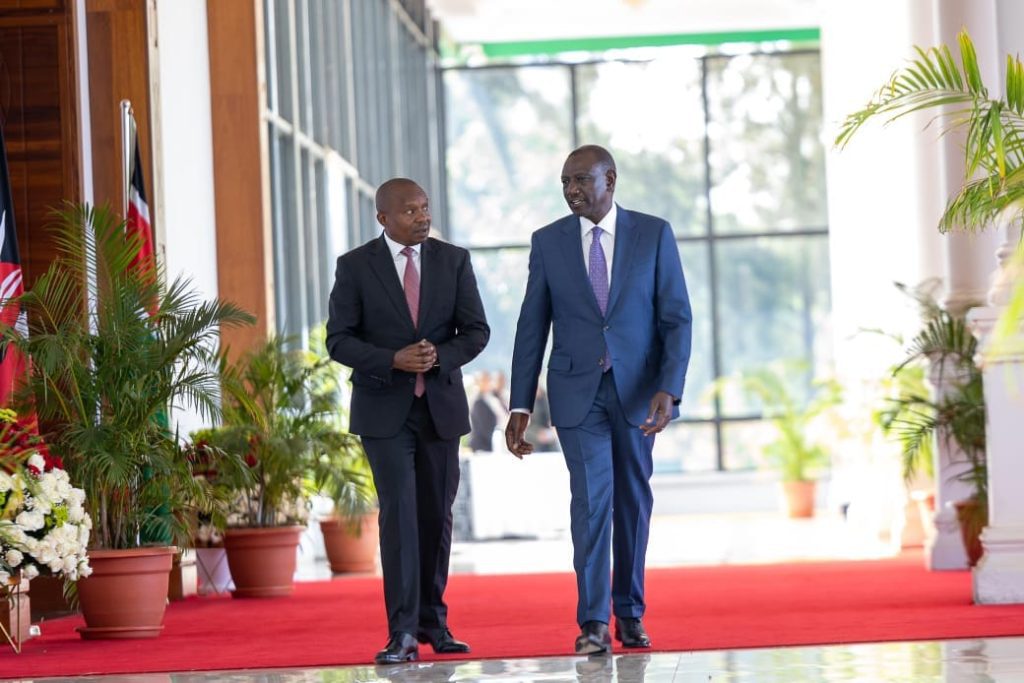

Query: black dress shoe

[375,631,419,665]
[614,616,651,648]
[417,628,471,654]
[574,620,612,655]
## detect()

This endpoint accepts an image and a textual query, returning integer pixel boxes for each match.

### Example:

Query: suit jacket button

[603,325,610,331]
[409,378,415,384]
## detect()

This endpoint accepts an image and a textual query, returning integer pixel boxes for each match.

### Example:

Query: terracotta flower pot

[76,546,177,640]
[781,480,816,518]
[320,511,380,573]
[954,498,986,567]
[223,526,303,598]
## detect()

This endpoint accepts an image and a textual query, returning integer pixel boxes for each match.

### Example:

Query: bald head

[375,177,423,213]
[375,177,431,247]
[568,144,616,173]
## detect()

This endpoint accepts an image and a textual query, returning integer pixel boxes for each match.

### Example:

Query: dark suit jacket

[326,235,489,439]
[510,206,692,428]
[468,396,498,451]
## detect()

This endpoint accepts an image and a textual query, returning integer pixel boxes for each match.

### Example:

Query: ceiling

[425,0,821,45]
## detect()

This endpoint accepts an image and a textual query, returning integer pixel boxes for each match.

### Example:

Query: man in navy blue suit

[506,145,692,655]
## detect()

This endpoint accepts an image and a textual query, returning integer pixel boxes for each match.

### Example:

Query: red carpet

[3,552,1024,677]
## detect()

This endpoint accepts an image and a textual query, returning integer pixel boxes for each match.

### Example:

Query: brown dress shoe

[375,632,419,664]
[574,620,612,655]
[417,628,471,654]
[614,616,651,648]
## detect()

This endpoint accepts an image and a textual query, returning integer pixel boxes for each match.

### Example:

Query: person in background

[524,385,557,452]
[326,177,489,665]
[468,370,505,452]
[505,145,692,655]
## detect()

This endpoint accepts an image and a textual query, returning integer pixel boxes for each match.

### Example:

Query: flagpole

[120,99,134,219]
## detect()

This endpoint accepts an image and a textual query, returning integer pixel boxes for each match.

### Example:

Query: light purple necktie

[588,227,611,371]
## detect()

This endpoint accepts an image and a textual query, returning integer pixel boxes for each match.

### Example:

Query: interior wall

[84,0,152,217]
[206,0,274,358]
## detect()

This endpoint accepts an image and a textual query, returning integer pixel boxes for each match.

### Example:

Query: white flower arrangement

[0,452,92,585]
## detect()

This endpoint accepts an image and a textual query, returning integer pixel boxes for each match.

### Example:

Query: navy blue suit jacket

[510,206,692,428]
[326,235,489,439]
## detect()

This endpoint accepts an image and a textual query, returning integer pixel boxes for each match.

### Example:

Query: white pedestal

[925,358,973,570]
[968,306,1024,603]
[196,547,234,595]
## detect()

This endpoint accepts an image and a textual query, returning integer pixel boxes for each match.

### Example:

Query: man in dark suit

[506,145,692,655]
[326,178,489,665]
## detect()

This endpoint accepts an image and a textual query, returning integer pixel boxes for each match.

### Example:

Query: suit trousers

[361,396,460,636]
[555,370,655,626]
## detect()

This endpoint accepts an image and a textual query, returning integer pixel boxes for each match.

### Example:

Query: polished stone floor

[16,637,1024,682]
[14,512,1024,682]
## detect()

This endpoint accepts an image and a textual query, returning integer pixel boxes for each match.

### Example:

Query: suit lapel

[368,235,417,332]
[558,217,604,318]
[607,207,638,316]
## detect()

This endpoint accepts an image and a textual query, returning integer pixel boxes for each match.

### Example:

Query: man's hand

[393,339,437,373]
[505,412,534,459]
[641,391,674,436]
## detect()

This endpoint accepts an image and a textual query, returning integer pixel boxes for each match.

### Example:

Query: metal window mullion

[569,64,579,149]
[387,0,430,50]
[343,0,359,169]
[699,55,726,473]
[284,1,309,343]
[298,0,315,137]
[389,11,404,175]
[264,0,279,114]
[303,155,321,339]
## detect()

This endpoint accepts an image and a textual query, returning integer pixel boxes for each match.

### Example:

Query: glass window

[273,0,294,122]
[722,420,776,471]
[444,66,574,247]
[463,248,530,374]
[444,46,832,475]
[678,242,714,420]
[714,235,833,412]
[576,57,708,237]
[264,0,446,344]
[706,52,827,234]
[653,422,717,474]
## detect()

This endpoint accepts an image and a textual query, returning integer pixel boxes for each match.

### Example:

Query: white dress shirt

[579,202,617,285]
[382,231,421,288]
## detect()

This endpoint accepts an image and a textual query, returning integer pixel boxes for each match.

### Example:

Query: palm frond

[837,30,1024,234]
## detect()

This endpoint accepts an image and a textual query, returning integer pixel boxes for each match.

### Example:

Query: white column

[924,0,1002,570]
[988,0,1024,308]
[967,307,1024,603]
[934,0,1001,317]
[965,0,1024,605]
[820,0,951,550]
[923,358,972,569]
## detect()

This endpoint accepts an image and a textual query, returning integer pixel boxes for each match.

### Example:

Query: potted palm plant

[837,31,1019,565]
[0,204,253,638]
[315,437,377,574]
[718,362,841,518]
[202,334,372,595]
[879,287,987,565]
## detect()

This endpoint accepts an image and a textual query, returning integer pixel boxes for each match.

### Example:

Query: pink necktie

[401,247,425,397]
